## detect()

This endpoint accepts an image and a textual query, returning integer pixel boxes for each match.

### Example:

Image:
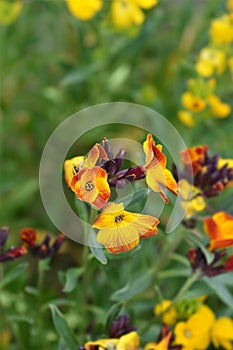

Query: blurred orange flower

[180,145,208,175]
[143,134,178,203]
[92,202,159,254]
[204,211,233,250]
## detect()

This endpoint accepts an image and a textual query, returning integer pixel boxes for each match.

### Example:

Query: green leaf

[60,267,84,293]
[49,304,79,350]
[105,302,123,330]
[9,315,34,324]
[74,198,89,222]
[204,276,233,310]
[0,263,28,289]
[88,229,107,265]
[111,268,154,301]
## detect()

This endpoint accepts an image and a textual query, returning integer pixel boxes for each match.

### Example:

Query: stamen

[184,329,192,338]
[115,214,124,223]
[85,181,94,191]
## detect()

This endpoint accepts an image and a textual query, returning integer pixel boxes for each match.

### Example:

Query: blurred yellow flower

[218,158,233,169]
[144,332,171,350]
[196,48,226,77]
[111,0,158,29]
[209,14,233,44]
[174,305,215,350]
[178,110,195,127]
[181,92,206,113]
[211,317,233,350]
[85,331,140,350]
[208,95,231,118]
[66,0,102,20]
[179,179,206,218]
[0,0,22,25]
[227,0,233,12]
[154,300,178,325]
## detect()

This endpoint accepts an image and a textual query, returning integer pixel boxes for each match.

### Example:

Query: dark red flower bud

[21,227,37,247]
[0,246,27,262]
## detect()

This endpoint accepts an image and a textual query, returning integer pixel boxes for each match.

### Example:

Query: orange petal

[143,133,155,165]
[162,168,178,196]
[64,156,84,187]
[97,226,139,254]
[130,214,159,238]
[84,144,108,168]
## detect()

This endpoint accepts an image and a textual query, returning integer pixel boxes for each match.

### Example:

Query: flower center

[184,329,192,338]
[115,214,124,223]
[85,181,94,191]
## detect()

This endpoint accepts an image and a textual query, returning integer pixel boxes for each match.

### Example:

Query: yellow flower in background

[211,317,233,350]
[92,202,159,254]
[179,179,206,218]
[0,0,22,25]
[209,14,233,44]
[111,0,158,29]
[64,156,84,187]
[181,92,206,113]
[85,331,140,350]
[174,305,215,350]
[66,0,103,20]
[208,95,231,118]
[178,110,195,127]
[195,48,226,77]
[227,0,233,12]
[218,158,233,169]
[154,300,178,325]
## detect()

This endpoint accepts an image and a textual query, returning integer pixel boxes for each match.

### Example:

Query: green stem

[171,269,202,305]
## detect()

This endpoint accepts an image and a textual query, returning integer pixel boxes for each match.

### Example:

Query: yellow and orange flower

[144,331,171,350]
[204,211,233,251]
[71,166,110,210]
[143,134,178,203]
[181,92,206,113]
[180,145,208,175]
[85,331,140,350]
[92,202,159,254]
[64,156,84,187]
[179,179,206,218]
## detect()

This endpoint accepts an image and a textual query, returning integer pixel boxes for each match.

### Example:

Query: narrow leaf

[0,262,28,289]
[49,304,79,350]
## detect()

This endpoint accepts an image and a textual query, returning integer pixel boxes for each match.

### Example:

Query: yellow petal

[0,0,22,25]
[117,331,140,350]
[96,225,140,254]
[133,0,158,9]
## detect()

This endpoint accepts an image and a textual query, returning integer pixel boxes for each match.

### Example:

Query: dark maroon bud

[0,227,9,250]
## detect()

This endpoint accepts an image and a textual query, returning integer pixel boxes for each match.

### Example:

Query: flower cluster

[64,134,178,254]
[154,298,233,350]
[174,144,233,219]
[81,306,233,350]
[0,226,65,263]
[66,0,158,29]
[178,0,233,127]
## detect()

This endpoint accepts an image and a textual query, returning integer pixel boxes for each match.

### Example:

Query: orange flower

[144,332,171,350]
[21,227,37,247]
[180,145,208,175]
[71,166,110,210]
[64,156,84,187]
[143,134,178,203]
[204,212,233,250]
[92,202,159,254]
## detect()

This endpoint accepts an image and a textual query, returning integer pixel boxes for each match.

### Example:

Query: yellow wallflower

[85,331,140,350]
[66,0,103,20]
[111,0,158,29]
[218,158,233,169]
[208,95,231,118]
[174,305,215,350]
[181,92,206,113]
[178,110,195,127]
[209,14,233,44]
[211,317,233,350]
[64,156,84,187]
[154,300,178,325]
[0,0,22,25]
[178,179,206,218]
[144,332,171,350]
[92,202,159,254]
[195,48,226,77]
